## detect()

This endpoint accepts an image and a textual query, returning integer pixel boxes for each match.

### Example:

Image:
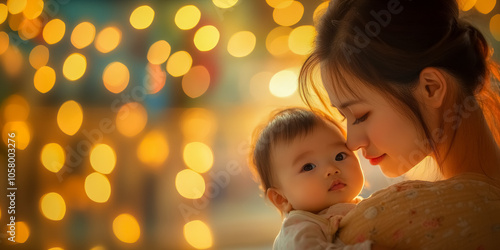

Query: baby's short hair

[249,107,345,196]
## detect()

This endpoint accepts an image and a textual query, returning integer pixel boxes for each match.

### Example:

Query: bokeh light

[313,1,329,25]
[130,5,154,30]
[8,13,23,31]
[272,1,304,26]
[113,213,141,244]
[491,14,500,41]
[2,121,30,150]
[213,0,238,8]
[90,144,116,174]
[7,0,26,15]
[183,220,213,249]
[175,169,205,199]
[41,143,65,173]
[62,53,87,81]
[183,142,214,173]
[147,40,171,65]
[269,69,298,98]
[34,66,56,93]
[15,221,30,243]
[175,5,201,30]
[288,25,316,55]
[137,130,169,168]
[194,25,220,51]
[266,0,293,9]
[84,172,111,203]
[48,248,64,250]
[57,100,83,136]
[18,17,42,40]
[180,108,217,142]
[23,0,44,19]
[0,4,8,24]
[40,192,66,221]
[0,31,9,54]
[103,62,129,93]
[166,50,192,77]
[43,19,66,44]
[71,22,96,49]
[475,0,496,14]
[2,94,30,121]
[90,246,106,250]
[29,44,49,69]
[116,102,148,137]
[95,27,121,53]
[459,0,478,11]
[266,26,292,56]
[2,45,23,77]
[182,65,210,98]
[227,31,256,57]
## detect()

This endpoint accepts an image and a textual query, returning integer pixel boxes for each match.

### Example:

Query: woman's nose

[346,126,368,151]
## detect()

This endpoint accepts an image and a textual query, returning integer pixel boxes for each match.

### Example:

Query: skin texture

[267,123,364,214]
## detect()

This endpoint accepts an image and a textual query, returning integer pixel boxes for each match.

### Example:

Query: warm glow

[0,31,8,54]
[8,12,23,31]
[313,1,329,25]
[137,130,169,167]
[40,192,66,221]
[183,142,213,173]
[116,102,148,137]
[84,172,111,203]
[57,100,83,136]
[90,144,116,174]
[288,25,316,55]
[29,44,49,69]
[7,0,26,14]
[175,169,205,199]
[130,5,154,30]
[266,0,293,9]
[15,221,29,243]
[175,5,201,30]
[113,213,141,244]
[249,72,273,100]
[18,17,42,40]
[71,22,96,49]
[459,0,478,11]
[95,27,121,53]
[34,66,56,93]
[212,0,238,8]
[194,25,220,51]
[182,65,210,98]
[180,108,217,142]
[491,14,500,41]
[63,53,87,81]
[273,1,303,26]
[2,94,30,121]
[147,40,171,65]
[42,18,65,44]
[48,248,64,250]
[103,62,129,93]
[166,51,192,77]
[183,220,213,249]
[0,4,8,24]
[41,143,65,173]
[145,63,166,94]
[23,0,43,19]
[227,31,256,57]
[475,0,496,14]
[2,121,30,150]
[2,45,23,77]
[266,26,292,56]
[90,246,106,250]
[269,69,298,98]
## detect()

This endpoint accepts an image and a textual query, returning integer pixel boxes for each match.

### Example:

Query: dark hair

[250,107,345,195]
[300,0,500,168]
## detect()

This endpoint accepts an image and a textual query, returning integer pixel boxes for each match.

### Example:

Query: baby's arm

[273,210,372,250]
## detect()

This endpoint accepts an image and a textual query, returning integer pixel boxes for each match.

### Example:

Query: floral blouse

[338,173,500,249]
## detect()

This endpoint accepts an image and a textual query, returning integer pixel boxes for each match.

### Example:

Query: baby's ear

[267,188,292,213]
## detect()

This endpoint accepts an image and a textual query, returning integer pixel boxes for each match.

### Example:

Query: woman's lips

[368,154,386,165]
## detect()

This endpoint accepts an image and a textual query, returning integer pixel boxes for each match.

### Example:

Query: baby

[250,107,372,249]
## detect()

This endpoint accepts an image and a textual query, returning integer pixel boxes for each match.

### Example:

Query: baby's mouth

[329,180,346,191]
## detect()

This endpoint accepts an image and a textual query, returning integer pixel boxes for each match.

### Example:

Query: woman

[299,0,500,248]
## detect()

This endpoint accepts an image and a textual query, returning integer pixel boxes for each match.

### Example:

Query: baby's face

[271,123,364,213]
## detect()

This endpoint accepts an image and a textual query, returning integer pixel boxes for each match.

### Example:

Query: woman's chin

[379,163,412,178]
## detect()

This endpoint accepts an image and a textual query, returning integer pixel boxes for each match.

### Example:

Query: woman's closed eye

[335,152,347,161]
[301,163,316,172]
[352,112,369,125]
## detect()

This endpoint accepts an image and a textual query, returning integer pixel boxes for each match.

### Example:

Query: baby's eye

[301,163,316,172]
[335,152,347,161]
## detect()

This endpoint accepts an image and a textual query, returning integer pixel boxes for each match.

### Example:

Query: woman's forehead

[320,64,366,105]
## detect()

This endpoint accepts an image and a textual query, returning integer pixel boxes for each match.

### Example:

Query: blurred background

[0,0,498,249]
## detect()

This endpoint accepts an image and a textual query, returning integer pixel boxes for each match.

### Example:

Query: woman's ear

[415,67,448,109]
[266,188,292,213]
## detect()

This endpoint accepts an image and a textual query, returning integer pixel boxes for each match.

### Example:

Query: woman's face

[321,69,431,177]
